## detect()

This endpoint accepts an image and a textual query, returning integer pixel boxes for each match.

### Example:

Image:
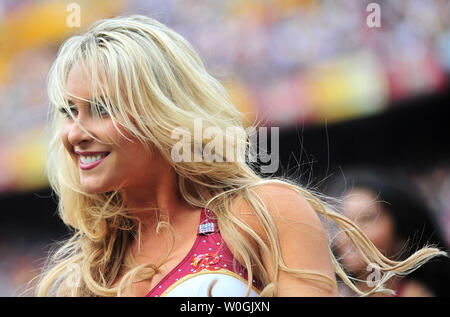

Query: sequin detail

[192,253,220,271]
[199,222,215,235]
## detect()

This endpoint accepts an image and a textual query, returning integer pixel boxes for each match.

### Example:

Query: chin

[80,181,109,195]
[82,187,104,195]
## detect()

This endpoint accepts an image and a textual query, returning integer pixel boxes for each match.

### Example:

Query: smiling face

[61,60,161,195]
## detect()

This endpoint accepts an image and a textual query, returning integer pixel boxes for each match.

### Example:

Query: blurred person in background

[330,169,450,296]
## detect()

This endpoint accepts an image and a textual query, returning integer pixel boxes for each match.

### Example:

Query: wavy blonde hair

[35,14,446,297]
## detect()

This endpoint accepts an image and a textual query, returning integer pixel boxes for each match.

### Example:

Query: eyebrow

[67,96,106,106]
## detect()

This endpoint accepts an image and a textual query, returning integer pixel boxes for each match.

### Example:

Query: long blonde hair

[35,14,446,297]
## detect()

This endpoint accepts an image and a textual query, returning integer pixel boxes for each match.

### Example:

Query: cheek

[102,120,137,148]
[61,126,74,155]
[364,217,395,255]
[333,232,366,274]
[119,144,151,170]
[109,131,152,171]
[333,216,394,274]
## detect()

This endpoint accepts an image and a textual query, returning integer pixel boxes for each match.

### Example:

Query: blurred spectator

[0,241,45,296]
[329,169,450,296]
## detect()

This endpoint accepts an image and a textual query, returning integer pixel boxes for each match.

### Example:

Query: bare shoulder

[230,182,323,236]
[228,182,338,296]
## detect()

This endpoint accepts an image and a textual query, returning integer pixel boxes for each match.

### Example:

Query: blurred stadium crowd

[0,0,449,296]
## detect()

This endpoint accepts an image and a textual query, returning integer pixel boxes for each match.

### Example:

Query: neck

[120,161,196,237]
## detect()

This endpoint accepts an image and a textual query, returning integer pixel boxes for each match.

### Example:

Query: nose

[67,119,94,147]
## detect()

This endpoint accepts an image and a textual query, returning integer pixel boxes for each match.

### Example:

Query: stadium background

[0,0,449,296]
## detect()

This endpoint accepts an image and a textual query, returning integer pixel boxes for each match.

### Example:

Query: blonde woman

[36,14,446,297]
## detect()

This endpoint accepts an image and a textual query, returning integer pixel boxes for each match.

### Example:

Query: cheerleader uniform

[146,208,262,297]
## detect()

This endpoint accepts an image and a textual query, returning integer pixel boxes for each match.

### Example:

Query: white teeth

[80,153,107,164]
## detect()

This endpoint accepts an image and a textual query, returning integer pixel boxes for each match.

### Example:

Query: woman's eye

[58,106,78,118]
[99,105,109,115]
[91,103,110,117]
[358,213,378,224]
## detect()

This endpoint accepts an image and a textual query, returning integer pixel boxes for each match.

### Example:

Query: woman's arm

[231,184,339,297]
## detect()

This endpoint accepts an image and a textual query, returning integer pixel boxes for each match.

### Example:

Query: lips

[75,151,110,156]
[76,151,110,170]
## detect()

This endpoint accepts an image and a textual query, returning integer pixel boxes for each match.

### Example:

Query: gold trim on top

[159,268,260,297]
